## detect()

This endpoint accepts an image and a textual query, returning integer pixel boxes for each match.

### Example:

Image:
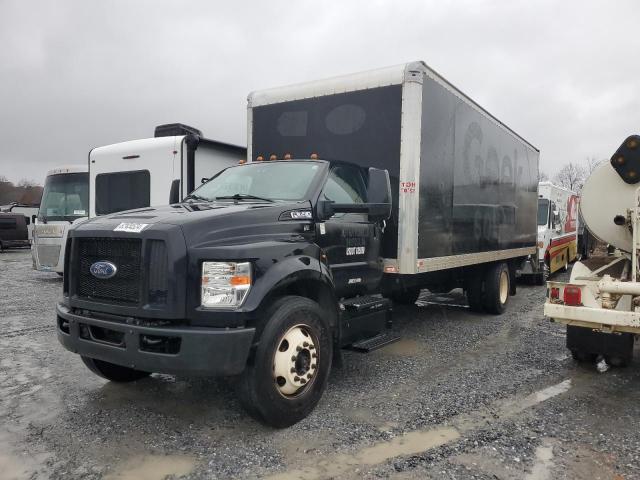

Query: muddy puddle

[269,379,573,479]
[268,427,459,480]
[378,339,424,356]
[104,454,196,480]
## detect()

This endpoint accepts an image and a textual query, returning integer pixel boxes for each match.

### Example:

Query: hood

[74,200,314,247]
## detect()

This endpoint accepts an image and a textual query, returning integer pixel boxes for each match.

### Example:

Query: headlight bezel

[201,261,252,309]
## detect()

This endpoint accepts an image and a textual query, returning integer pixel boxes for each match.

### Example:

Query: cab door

[316,165,382,298]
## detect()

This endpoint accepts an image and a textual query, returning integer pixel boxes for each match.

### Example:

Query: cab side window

[323,166,366,204]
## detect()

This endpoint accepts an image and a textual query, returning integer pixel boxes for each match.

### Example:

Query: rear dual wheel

[466,262,511,315]
[235,296,332,428]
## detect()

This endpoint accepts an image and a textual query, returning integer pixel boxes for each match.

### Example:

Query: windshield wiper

[215,194,274,203]
[184,193,209,202]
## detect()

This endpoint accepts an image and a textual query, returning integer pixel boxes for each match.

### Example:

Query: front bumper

[56,303,255,376]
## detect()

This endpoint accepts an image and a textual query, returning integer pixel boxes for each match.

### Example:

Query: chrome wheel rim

[273,324,318,397]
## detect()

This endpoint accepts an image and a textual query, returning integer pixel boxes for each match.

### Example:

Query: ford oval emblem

[90,261,118,279]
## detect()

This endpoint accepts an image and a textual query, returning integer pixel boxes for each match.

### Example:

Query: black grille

[147,239,168,305]
[77,238,142,304]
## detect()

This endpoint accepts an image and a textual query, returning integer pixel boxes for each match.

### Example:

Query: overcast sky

[1,0,638,184]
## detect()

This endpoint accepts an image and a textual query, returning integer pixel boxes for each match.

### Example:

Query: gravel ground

[1,249,639,480]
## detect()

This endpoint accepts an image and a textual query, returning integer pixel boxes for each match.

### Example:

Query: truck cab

[32,165,88,273]
[57,159,392,427]
[537,182,579,277]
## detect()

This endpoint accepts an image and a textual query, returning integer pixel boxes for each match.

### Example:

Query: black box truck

[56,61,539,427]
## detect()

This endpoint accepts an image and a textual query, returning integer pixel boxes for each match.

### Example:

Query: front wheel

[235,296,332,428]
[81,357,151,382]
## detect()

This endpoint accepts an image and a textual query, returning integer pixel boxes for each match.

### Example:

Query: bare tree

[553,162,587,192]
[538,170,549,182]
[586,157,604,174]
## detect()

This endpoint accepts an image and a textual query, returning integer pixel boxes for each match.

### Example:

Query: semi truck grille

[77,238,142,304]
[37,244,61,267]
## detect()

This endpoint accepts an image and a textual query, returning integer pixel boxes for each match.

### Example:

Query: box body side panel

[418,75,539,260]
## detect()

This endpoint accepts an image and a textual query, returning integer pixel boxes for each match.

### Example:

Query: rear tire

[81,357,151,382]
[483,263,510,315]
[391,288,421,305]
[571,350,596,363]
[235,296,332,428]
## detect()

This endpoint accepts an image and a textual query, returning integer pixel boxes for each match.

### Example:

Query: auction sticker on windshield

[114,223,149,233]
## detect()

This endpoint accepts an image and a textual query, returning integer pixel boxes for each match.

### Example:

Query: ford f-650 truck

[57,61,539,427]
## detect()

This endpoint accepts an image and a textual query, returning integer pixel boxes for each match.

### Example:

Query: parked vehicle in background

[536,182,579,278]
[2,203,39,240]
[0,212,30,251]
[577,209,595,259]
[57,61,539,427]
[32,165,88,273]
[544,135,640,367]
[88,123,245,217]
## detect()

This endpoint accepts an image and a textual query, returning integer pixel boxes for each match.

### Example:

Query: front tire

[235,296,332,428]
[81,357,151,382]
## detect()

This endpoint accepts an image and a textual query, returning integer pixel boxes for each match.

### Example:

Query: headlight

[201,261,252,308]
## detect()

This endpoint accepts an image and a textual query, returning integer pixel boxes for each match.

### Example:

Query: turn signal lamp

[563,285,582,306]
[201,262,252,308]
[611,134,640,184]
[550,287,560,301]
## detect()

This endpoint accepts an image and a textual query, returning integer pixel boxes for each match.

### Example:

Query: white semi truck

[544,135,640,366]
[89,124,245,217]
[32,165,89,273]
[33,124,245,274]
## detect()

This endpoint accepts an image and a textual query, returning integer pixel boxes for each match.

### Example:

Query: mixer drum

[581,162,637,253]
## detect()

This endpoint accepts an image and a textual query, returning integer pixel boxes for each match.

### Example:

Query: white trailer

[32,165,88,273]
[544,135,640,366]
[89,124,245,217]
[537,182,579,276]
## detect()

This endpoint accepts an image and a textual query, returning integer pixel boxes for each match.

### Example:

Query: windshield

[191,162,322,202]
[39,172,89,221]
[537,198,549,226]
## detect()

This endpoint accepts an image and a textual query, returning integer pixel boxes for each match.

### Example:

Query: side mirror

[316,199,335,221]
[367,168,392,221]
[169,179,180,204]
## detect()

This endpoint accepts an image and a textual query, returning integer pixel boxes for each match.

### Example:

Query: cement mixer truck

[544,135,640,366]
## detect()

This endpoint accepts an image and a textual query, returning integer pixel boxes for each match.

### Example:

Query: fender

[243,253,336,313]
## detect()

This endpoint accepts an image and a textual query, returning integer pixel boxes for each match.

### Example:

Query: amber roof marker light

[256,155,264,162]
[269,154,277,161]
[310,153,319,160]
[284,153,292,160]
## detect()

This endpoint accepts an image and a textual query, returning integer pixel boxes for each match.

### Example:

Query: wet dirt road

[1,249,639,479]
